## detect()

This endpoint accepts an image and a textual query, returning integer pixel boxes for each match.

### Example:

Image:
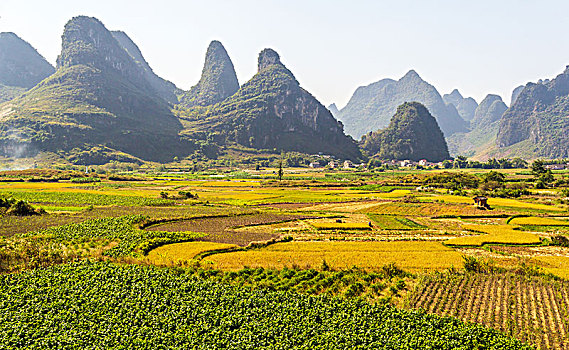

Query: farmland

[1,166,569,348]
[408,272,569,349]
[0,262,530,349]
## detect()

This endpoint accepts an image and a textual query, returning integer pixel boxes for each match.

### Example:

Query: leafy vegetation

[24,215,204,257]
[0,261,530,349]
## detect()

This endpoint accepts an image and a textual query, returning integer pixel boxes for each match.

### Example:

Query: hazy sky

[1,0,569,107]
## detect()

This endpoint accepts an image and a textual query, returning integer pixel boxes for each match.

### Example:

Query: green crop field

[0,262,530,349]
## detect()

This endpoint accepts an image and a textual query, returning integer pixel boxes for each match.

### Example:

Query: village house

[343,160,355,169]
[545,164,566,170]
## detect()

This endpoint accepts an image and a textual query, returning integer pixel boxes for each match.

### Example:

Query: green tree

[482,171,506,184]
[453,156,468,169]
[278,159,284,181]
[531,159,546,176]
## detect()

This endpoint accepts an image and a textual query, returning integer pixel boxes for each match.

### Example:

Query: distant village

[307,155,569,171]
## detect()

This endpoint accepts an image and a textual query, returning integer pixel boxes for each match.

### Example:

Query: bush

[551,235,569,247]
[5,200,38,216]
[463,256,484,273]
[381,262,406,279]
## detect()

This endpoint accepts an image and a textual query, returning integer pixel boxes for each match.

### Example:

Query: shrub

[6,200,38,216]
[463,256,484,273]
[381,262,406,279]
[551,236,569,247]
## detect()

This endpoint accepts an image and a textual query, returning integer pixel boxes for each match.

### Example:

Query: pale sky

[1,0,569,107]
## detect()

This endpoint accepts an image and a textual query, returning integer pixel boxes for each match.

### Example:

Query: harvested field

[357,201,506,217]
[408,273,569,349]
[310,222,372,230]
[0,214,87,237]
[254,202,317,210]
[368,214,425,230]
[146,213,314,246]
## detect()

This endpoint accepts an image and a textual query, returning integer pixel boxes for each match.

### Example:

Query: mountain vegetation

[471,94,508,128]
[337,70,468,139]
[361,102,450,162]
[111,31,181,104]
[180,41,239,108]
[0,32,55,102]
[0,16,192,163]
[177,48,362,160]
[496,65,569,158]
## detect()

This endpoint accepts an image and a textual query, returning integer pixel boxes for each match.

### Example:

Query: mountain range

[0,32,55,103]
[1,15,569,164]
[336,70,469,138]
[494,66,569,159]
[0,16,361,164]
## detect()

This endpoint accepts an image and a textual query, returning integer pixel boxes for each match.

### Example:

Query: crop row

[408,272,569,349]
[0,261,530,349]
[4,190,172,206]
[23,215,204,257]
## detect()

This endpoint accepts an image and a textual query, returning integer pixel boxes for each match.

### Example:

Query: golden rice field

[419,195,564,211]
[145,242,238,265]
[205,241,464,271]
[445,224,541,246]
[509,216,569,226]
[309,222,372,230]
[533,256,569,279]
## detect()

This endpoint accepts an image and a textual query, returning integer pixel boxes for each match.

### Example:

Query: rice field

[205,241,465,271]
[533,256,569,279]
[509,216,569,226]
[309,222,372,230]
[145,241,238,265]
[367,214,425,230]
[358,201,502,217]
[445,224,542,246]
[419,195,565,212]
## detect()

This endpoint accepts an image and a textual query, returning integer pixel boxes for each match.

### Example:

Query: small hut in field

[473,196,489,208]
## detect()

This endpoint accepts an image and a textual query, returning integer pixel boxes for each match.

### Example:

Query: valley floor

[1,166,568,349]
